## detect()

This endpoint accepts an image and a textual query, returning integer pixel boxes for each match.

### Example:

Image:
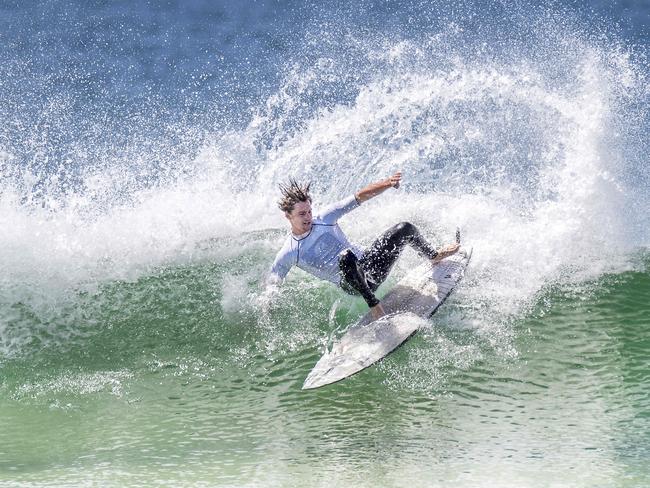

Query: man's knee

[338,248,357,269]
[394,221,417,238]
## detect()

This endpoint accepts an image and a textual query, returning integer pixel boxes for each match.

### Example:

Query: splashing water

[0,6,648,360]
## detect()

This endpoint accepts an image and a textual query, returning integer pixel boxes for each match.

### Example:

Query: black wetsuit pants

[338,221,438,307]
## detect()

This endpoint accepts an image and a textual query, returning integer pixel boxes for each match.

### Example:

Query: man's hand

[431,242,461,265]
[388,172,401,189]
[256,283,280,313]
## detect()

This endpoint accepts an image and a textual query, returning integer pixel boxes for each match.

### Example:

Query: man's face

[286,201,313,235]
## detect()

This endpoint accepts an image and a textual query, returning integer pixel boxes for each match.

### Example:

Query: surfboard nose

[302,312,423,389]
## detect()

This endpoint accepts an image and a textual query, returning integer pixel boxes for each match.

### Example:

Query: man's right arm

[265,245,293,288]
[259,248,293,309]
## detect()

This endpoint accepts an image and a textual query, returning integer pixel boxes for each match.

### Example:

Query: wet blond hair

[278,179,312,213]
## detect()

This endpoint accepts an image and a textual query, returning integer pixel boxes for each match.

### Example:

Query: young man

[267,172,460,320]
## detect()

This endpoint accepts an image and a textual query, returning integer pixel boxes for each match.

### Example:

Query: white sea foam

[0,22,647,358]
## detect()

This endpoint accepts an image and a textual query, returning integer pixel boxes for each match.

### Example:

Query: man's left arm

[319,172,402,224]
[355,172,401,202]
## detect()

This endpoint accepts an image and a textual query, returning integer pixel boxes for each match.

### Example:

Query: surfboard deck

[302,247,472,390]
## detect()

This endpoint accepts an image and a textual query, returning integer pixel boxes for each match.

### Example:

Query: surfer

[267,173,460,320]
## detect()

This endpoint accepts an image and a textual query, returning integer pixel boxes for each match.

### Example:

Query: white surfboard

[302,246,472,390]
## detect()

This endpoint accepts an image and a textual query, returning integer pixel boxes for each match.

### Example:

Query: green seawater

[1,252,649,487]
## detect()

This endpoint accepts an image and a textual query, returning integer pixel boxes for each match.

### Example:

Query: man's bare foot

[431,242,461,265]
[370,302,386,321]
